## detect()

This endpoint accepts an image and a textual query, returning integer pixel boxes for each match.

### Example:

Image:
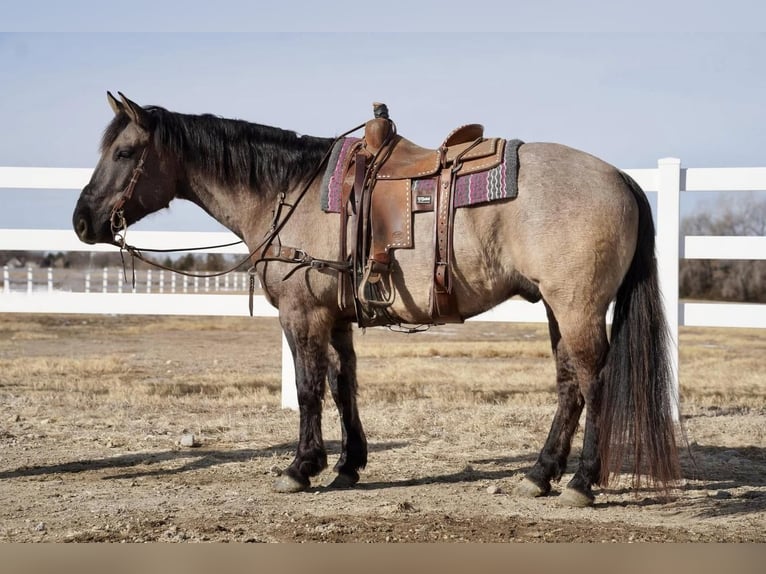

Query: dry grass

[0,355,126,393]
[679,327,766,409]
[351,323,557,406]
[0,339,280,414]
[0,315,763,414]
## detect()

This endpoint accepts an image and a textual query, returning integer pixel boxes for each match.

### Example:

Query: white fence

[1,161,765,409]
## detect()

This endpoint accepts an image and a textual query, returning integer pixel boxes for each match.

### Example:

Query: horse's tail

[598,171,681,490]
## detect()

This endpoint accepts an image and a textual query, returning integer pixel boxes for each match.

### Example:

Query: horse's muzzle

[72,200,112,245]
[74,217,92,244]
[72,202,93,243]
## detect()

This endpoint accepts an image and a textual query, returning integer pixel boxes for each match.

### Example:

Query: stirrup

[358,261,396,308]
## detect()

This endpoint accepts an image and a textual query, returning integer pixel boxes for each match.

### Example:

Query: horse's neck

[178,177,255,239]
[175,128,332,244]
[180,174,292,242]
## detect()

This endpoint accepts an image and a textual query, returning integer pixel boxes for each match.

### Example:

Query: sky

[2,10,766,232]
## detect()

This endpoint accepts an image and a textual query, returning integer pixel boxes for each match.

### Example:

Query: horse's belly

[386,206,517,323]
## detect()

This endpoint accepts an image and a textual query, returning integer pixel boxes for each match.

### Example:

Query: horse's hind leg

[273,306,332,493]
[515,303,585,498]
[324,321,368,488]
[551,310,609,507]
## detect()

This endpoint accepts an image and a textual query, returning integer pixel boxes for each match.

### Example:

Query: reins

[110,121,367,310]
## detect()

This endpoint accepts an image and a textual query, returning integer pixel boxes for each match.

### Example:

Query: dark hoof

[321,473,359,489]
[558,486,595,507]
[273,474,309,493]
[514,477,550,498]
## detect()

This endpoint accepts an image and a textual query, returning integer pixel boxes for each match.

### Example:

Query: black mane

[101,106,333,193]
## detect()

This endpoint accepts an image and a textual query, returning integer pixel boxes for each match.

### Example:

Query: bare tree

[680,194,766,302]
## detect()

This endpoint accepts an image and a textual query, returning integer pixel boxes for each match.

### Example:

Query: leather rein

[109,122,366,313]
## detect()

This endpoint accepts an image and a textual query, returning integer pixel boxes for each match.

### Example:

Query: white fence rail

[1,161,765,410]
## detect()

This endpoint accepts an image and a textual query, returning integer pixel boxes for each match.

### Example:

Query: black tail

[598,172,681,489]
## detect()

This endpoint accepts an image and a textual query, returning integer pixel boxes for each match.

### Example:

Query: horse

[72,92,680,507]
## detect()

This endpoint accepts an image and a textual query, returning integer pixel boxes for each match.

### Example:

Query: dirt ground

[0,313,764,543]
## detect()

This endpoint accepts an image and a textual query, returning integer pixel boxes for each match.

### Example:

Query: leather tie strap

[429,137,483,322]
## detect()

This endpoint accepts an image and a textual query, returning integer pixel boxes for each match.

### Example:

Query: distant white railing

[1,161,765,409]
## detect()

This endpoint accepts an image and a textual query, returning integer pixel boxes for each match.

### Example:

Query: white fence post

[281,330,297,410]
[26,266,33,294]
[102,267,108,293]
[47,268,53,292]
[656,157,681,403]
[3,266,8,294]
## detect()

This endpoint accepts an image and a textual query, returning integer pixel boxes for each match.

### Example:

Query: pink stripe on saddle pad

[320,137,360,213]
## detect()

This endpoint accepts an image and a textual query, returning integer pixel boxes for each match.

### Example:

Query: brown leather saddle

[339,103,507,327]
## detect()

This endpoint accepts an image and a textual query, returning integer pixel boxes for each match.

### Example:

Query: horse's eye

[115,148,134,160]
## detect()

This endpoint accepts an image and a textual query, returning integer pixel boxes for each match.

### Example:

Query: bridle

[109,146,149,246]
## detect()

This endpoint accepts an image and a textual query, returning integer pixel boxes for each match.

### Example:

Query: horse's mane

[101,106,333,193]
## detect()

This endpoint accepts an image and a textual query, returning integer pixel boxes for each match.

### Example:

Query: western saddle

[339,103,506,327]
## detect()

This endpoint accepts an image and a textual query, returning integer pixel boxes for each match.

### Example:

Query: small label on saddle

[415,195,432,205]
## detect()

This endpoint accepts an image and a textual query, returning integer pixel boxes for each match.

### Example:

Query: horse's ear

[107,91,124,115]
[118,92,151,130]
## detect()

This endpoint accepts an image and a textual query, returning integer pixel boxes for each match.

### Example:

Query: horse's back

[515,142,637,224]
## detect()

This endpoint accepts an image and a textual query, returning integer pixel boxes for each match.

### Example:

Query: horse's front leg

[324,320,367,488]
[273,306,332,493]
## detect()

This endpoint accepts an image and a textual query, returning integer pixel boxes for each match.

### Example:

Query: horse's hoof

[273,474,309,493]
[514,477,548,498]
[321,473,358,489]
[558,487,594,507]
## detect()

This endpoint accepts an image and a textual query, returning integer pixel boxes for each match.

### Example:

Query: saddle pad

[411,138,523,208]
[320,137,523,213]
[320,137,360,212]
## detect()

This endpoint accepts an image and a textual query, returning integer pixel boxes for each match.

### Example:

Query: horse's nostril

[75,218,89,240]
